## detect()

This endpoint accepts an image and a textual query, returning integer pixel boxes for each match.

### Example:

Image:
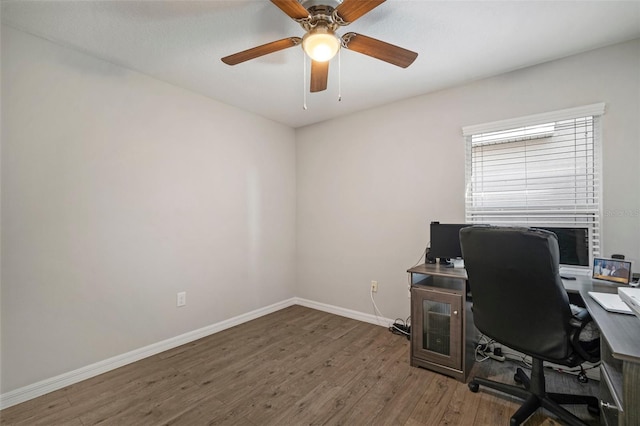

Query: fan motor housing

[300,4,339,32]
[301,0,342,10]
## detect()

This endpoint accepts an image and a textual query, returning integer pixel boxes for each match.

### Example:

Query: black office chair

[459,226,600,426]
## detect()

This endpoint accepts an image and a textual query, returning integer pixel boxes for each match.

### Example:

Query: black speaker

[426,247,436,264]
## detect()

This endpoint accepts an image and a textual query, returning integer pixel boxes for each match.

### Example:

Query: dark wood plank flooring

[1,305,600,425]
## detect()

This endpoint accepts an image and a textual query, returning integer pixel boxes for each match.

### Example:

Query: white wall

[296,39,640,320]
[1,27,297,393]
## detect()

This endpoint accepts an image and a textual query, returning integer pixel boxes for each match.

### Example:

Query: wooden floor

[1,305,600,425]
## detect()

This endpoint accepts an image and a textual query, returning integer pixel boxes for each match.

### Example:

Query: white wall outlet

[371,280,378,293]
[177,291,186,307]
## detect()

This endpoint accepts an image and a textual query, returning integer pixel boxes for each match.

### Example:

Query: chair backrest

[460,226,575,362]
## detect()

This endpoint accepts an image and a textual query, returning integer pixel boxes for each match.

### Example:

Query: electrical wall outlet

[177,291,186,307]
[371,280,378,292]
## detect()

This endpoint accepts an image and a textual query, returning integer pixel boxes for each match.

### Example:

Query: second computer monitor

[535,226,590,267]
[430,222,470,260]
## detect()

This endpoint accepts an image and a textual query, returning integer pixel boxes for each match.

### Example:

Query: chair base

[468,359,599,426]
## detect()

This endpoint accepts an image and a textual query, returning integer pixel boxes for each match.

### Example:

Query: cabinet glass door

[412,287,462,370]
[422,299,452,356]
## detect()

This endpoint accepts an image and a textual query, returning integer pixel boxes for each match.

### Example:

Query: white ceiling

[2,1,639,128]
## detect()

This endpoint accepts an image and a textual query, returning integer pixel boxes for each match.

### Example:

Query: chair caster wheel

[468,381,479,393]
[514,374,522,384]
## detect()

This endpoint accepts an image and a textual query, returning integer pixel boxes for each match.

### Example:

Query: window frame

[463,103,605,268]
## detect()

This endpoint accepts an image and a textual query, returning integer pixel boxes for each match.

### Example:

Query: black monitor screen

[535,227,589,267]
[430,223,470,260]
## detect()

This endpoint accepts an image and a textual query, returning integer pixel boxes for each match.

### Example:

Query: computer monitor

[429,222,471,260]
[534,226,590,267]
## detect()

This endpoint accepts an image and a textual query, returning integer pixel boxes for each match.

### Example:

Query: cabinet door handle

[453,310,459,315]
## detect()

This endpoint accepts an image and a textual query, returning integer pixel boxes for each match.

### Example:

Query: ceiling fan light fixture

[302,25,340,62]
[222,0,418,93]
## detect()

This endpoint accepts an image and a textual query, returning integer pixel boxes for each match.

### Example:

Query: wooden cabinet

[408,264,476,382]
[599,337,623,425]
[411,285,463,370]
[598,334,640,426]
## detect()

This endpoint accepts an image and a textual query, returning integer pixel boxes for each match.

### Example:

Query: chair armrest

[571,306,590,322]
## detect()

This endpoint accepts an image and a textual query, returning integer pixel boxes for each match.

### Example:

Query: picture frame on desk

[592,257,632,285]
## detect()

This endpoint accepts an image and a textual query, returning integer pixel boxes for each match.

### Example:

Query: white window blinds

[463,103,605,263]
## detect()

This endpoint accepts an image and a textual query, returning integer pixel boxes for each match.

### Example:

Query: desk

[565,276,640,426]
[407,264,640,425]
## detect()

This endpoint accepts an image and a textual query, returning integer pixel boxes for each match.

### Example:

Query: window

[463,103,605,265]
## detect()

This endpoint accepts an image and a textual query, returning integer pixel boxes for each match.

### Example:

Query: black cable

[389,317,411,339]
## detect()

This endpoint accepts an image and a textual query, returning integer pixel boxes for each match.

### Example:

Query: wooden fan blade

[341,32,417,68]
[310,60,329,92]
[270,0,310,20]
[334,0,385,24]
[221,37,302,65]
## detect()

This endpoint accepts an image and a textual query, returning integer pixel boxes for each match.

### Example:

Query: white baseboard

[0,298,297,410]
[293,297,394,328]
[0,298,393,410]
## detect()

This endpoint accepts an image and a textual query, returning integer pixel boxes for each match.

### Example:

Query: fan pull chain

[302,52,308,110]
[338,49,342,102]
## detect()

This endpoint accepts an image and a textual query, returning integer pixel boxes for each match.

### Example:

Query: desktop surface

[408,263,468,280]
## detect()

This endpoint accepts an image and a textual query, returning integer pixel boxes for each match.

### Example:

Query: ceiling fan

[221,0,418,93]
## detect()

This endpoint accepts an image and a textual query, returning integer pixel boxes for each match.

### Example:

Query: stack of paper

[619,287,640,320]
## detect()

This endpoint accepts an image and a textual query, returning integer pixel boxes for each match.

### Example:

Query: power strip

[476,342,506,362]
[389,324,410,340]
